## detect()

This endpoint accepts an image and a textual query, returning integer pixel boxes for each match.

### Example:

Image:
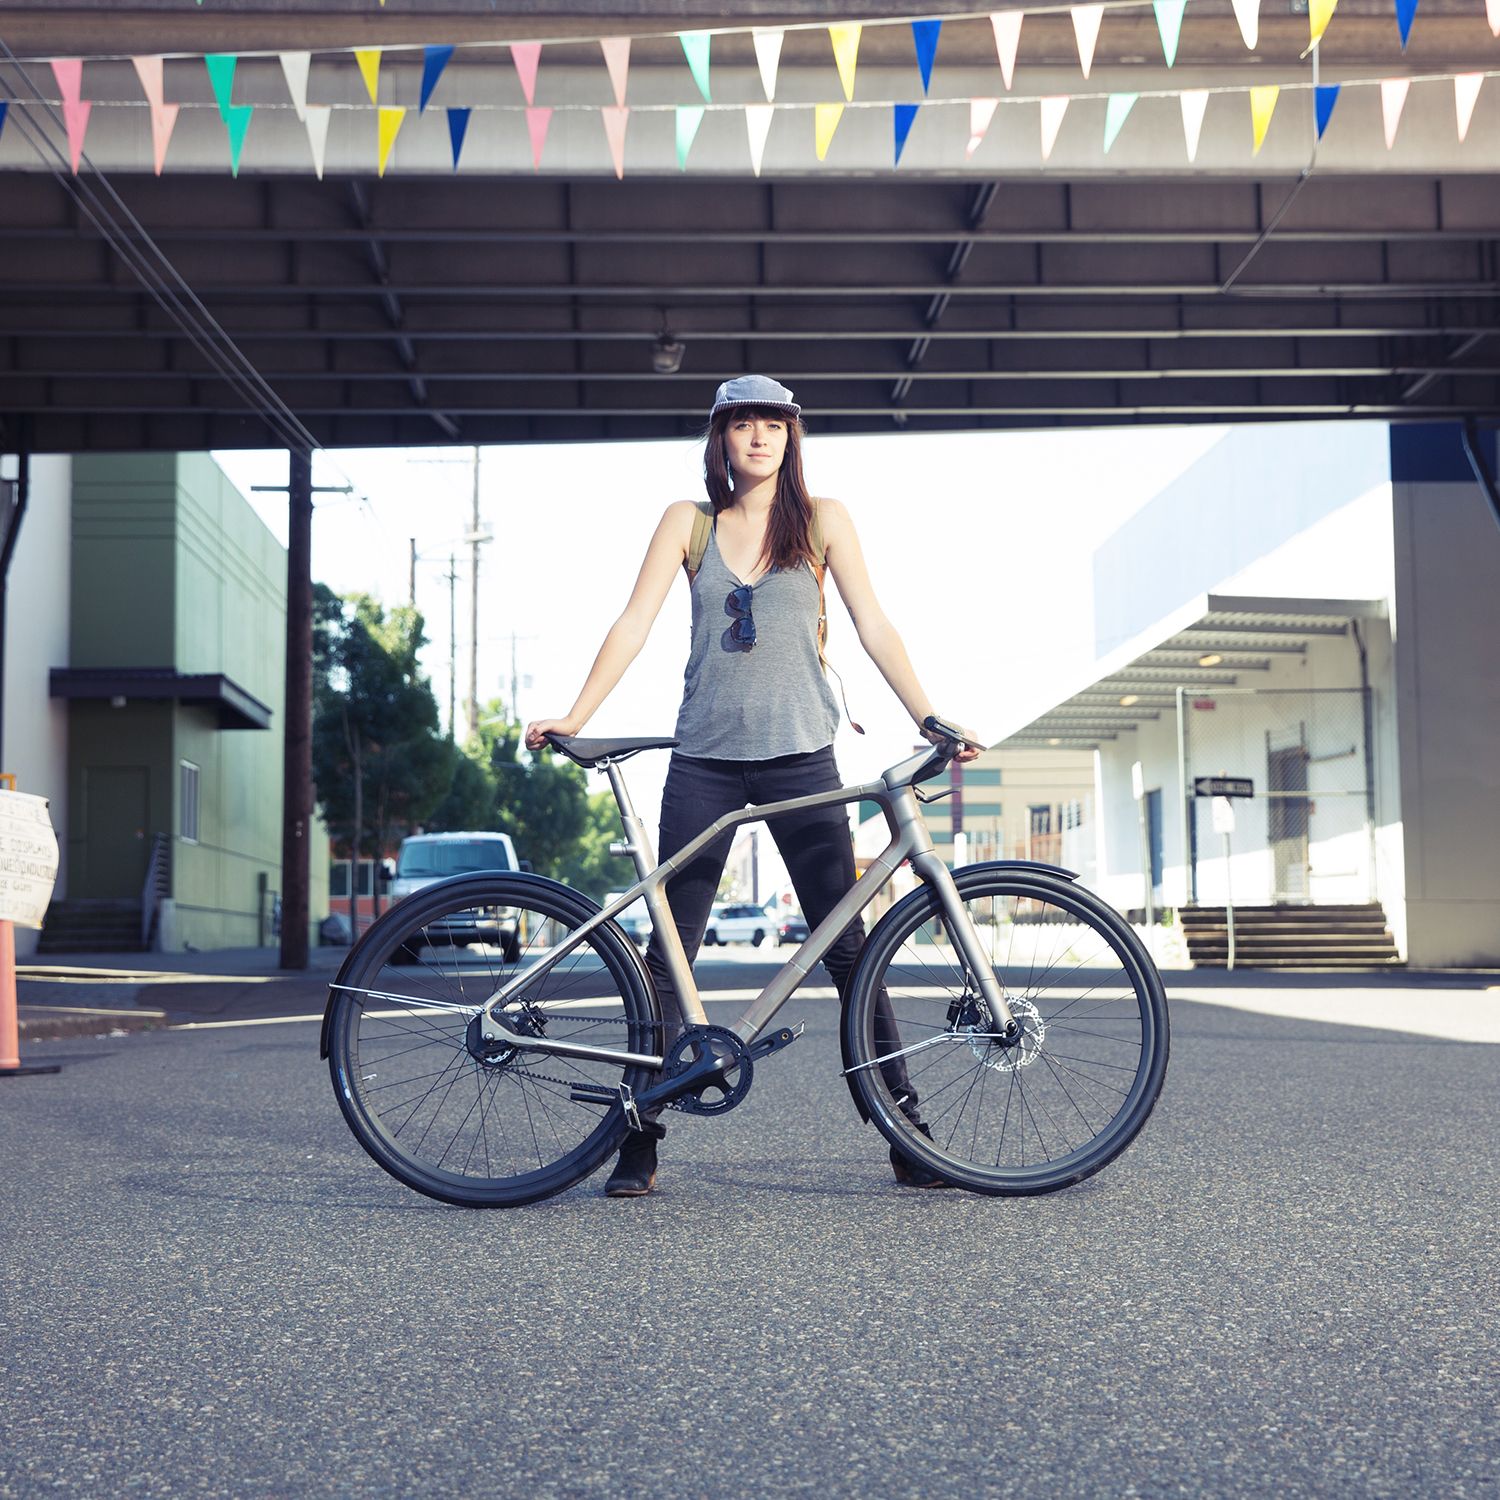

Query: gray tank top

[673,524,841,760]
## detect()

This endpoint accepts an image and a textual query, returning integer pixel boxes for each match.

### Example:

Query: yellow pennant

[1249,85,1279,154]
[355,48,381,105]
[377,106,405,176]
[1308,0,1338,45]
[828,23,862,102]
[814,102,845,160]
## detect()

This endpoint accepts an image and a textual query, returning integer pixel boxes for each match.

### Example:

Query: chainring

[663,1024,753,1115]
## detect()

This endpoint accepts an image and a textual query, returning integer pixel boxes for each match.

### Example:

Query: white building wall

[2,455,72,958]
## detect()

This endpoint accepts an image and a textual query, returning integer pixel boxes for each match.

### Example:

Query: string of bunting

[4,2,1498,177]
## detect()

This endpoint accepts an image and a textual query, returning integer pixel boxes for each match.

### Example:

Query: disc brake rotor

[971,997,1045,1073]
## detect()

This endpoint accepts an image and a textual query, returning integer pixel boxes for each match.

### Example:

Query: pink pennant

[989,12,1023,90]
[1489,0,1500,36]
[601,105,629,178]
[62,98,92,171]
[967,98,999,157]
[526,106,552,170]
[600,37,630,108]
[131,56,164,108]
[149,100,179,175]
[511,42,542,106]
[51,58,84,106]
[1381,77,1410,149]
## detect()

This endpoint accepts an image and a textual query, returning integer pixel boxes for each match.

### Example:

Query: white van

[387,831,523,961]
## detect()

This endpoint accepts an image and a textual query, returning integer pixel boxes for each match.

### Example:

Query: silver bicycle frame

[475,749,1017,1066]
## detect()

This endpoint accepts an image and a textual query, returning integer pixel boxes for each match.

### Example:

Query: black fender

[838,859,1078,1121]
[319,870,657,1059]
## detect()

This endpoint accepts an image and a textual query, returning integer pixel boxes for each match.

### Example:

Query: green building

[44,452,327,952]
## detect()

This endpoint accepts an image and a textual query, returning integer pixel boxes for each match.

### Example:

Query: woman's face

[723,411,788,483]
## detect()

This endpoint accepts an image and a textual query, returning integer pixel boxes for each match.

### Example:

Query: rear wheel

[843,866,1168,1195]
[327,873,661,1207]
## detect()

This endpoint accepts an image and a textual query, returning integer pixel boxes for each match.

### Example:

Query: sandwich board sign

[0,789,60,927]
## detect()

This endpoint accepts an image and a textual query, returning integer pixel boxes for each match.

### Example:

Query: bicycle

[320,716,1169,1206]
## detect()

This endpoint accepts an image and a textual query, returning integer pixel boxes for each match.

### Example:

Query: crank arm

[747,1022,803,1061]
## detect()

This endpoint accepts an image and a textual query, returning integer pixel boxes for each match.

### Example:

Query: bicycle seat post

[601,759,657,884]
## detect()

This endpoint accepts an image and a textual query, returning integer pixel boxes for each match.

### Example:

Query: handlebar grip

[922,714,982,748]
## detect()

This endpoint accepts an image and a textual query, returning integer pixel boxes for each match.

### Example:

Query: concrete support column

[279,448,313,970]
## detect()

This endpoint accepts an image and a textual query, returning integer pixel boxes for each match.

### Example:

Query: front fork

[909,849,1020,1038]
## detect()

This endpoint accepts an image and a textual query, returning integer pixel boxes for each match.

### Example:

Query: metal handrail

[140,832,170,949]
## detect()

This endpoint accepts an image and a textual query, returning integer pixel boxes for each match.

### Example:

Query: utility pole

[280,449,313,970]
[409,537,417,608]
[446,552,458,739]
[468,447,481,741]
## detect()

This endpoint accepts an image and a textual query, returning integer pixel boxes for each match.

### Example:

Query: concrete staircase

[1179,903,1402,969]
[37,899,146,954]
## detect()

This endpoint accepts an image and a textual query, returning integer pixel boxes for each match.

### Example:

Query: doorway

[1267,729,1310,903]
[83,765,150,896]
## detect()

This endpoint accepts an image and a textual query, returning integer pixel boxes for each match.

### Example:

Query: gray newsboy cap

[709,375,801,420]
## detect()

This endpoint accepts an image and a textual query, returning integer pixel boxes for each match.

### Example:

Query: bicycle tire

[842,864,1168,1195]
[326,872,662,1208]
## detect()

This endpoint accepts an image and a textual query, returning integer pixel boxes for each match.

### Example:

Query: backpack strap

[685,501,714,580]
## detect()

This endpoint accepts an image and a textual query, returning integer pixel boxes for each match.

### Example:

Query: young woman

[525,374,979,1197]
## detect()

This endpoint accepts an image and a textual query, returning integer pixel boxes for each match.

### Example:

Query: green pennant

[675,105,705,169]
[1103,93,1138,152]
[205,54,237,122]
[225,103,253,176]
[1153,0,1188,67]
[680,31,711,102]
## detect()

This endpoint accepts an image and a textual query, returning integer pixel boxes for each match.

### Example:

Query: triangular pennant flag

[753,29,783,101]
[1380,77,1410,149]
[203,54,235,121]
[967,97,999,157]
[1070,6,1104,79]
[148,99,179,175]
[62,99,91,172]
[1231,0,1260,48]
[990,12,1023,90]
[51,58,84,107]
[745,103,774,176]
[526,106,552,170]
[814,102,845,161]
[1308,0,1338,46]
[1314,83,1341,138]
[893,102,920,164]
[1153,0,1187,67]
[829,23,862,103]
[0,102,7,144]
[279,52,310,121]
[511,43,542,106]
[911,20,941,95]
[1180,89,1209,160]
[601,105,629,179]
[420,46,454,113]
[131,56,163,108]
[600,38,631,108]
[1249,84,1279,154]
[1455,73,1483,142]
[676,104,704,169]
[1040,96,1068,159]
[224,103,252,177]
[1489,0,1500,37]
[376,106,404,176]
[1103,92,1138,152]
[1396,0,1419,47]
[304,106,331,180]
[680,32,711,103]
[446,106,471,168]
[354,49,381,105]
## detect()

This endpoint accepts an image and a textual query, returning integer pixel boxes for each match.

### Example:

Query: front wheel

[842,865,1168,1195]
[326,873,662,1208]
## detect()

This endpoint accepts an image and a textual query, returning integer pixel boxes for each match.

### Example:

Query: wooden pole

[279,449,313,970]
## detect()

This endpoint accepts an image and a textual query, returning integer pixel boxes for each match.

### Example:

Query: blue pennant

[1395,0,1419,48]
[447,107,471,169]
[1314,84,1341,139]
[421,45,455,113]
[0,101,7,143]
[894,102,920,165]
[910,20,941,95]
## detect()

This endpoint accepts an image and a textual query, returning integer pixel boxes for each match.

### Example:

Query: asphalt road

[3,992,1496,1498]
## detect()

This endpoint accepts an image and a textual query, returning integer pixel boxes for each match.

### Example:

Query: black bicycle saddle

[544,734,679,768]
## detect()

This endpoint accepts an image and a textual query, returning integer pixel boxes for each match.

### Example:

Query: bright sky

[215,422,1228,837]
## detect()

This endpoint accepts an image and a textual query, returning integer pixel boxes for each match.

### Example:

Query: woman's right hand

[525,717,581,751]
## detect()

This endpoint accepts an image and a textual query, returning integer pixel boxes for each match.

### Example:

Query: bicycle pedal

[748,1023,802,1061]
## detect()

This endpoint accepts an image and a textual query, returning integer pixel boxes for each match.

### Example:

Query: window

[354,858,373,897]
[330,859,350,898]
[1063,800,1085,830]
[1028,805,1053,837]
[963,768,1002,786]
[179,761,200,843]
[965,800,1003,818]
[396,839,513,878]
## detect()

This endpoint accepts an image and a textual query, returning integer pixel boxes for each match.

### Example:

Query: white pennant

[1489,0,1500,37]
[1230,0,1260,49]
[280,52,310,122]
[989,11,1023,91]
[968,97,999,157]
[1381,77,1410,150]
[753,29,784,102]
[1179,89,1209,161]
[745,104,775,176]
[1455,73,1483,142]
[1040,95,1069,159]
[304,105,331,179]
[1070,5,1104,79]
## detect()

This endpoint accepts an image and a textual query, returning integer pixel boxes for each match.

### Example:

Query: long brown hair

[702,404,817,575]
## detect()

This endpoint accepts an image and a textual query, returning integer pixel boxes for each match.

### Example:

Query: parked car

[703,902,776,946]
[386,831,523,962]
[605,893,652,950]
[776,913,810,946]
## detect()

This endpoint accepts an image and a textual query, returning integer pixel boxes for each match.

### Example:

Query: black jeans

[642,745,918,1122]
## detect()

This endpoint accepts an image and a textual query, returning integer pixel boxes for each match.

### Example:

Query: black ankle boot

[890,1122,957,1190]
[605,1124,664,1198]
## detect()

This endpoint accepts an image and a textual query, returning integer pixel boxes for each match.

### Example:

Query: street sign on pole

[1194,776,1254,799]
[1211,796,1237,834]
[0,788,58,928]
